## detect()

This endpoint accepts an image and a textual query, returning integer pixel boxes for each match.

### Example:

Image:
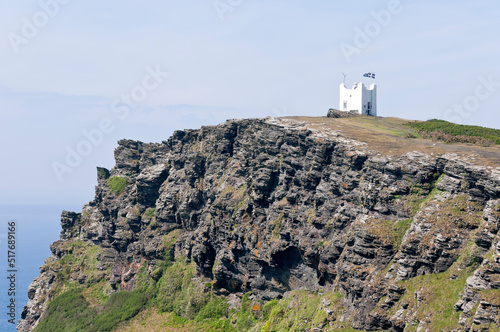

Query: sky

[0,0,499,206]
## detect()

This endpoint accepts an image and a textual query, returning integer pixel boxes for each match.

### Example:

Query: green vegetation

[34,231,188,332]
[34,288,95,332]
[35,288,149,332]
[236,293,256,331]
[143,208,157,227]
[364,218,413,249]
[371,195,486,331]
[395,270,469,331]
[380,238,483,332]
[97,168,109,178]
[391,218,413,246]
[35,177,488,332]
[42,240,106,300]
[107,176,127,194]
[156,261,206,318]
[404,173,443,215]
[92,290,150,331]
[271,213,284,239]
[196,297,229,321]
[407,185,441,215]
[257,291,347,331]
[406,119,500,145]
[143,208,155,218]
[36,232,367,332]
[36,237,388,332]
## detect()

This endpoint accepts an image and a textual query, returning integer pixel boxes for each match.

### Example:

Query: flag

[363,72,375,79]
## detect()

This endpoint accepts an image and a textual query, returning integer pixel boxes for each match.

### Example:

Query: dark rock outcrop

[327,108,359,118]
[18,117,500,331]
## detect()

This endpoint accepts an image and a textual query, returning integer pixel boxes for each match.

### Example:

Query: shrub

[196,297,229,321]
[236,292,256,331]
[107,176,127,194]
[35,284,150,332]
[144,208,155,218]
[92,290,150,331]
[156,261,207,319]
[34,288,95,332]
[406,119,500,145]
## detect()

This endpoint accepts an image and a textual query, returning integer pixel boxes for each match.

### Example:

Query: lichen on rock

[18,117,500,331]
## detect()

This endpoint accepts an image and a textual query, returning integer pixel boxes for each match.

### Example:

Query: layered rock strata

[19,117,500,331]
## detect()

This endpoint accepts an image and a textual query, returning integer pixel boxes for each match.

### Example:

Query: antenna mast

[342,72,347,84]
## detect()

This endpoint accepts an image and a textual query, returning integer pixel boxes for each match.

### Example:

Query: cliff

[19,116,500,331]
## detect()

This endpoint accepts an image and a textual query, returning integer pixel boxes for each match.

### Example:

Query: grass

[143,208,155,218]
[143,208,157,227]
[426,194,482,240]
[34,288,95,332]
[387,255,478,332]
[406,119,500,145]
[391,218,413,247]
[43,240,102,294]
[271,213,284,239]
[236,292,257,331]
[162,229,181,263]
[285,116,500,167]
[373,212,487,331]
[36,249,226,331]
[401,272,467,330]
[195,297,229,321]
[362,217,413,249]
[41,250,384,332]
[34,288,150,332]
[116,288,378,332]
[361,175,442,249]
[406,185,441,214]
[107,176,127,194]
[156,261,207,318]
[91,290,150,331]
[256,291,349,332]
[402,174,443,215]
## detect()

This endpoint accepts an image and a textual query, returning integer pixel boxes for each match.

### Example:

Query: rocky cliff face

[19,117,500,331]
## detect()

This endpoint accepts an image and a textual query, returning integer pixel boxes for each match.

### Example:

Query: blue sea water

[0,204,80,332]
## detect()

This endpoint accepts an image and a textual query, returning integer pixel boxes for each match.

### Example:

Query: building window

[343,101,347,110]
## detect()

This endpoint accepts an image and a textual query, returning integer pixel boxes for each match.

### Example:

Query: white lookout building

[339,82,377,116]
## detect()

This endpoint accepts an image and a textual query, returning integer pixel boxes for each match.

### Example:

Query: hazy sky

[1,0,499,205]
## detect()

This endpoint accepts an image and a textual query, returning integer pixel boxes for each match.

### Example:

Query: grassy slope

[286,115,500,167]
[406,119,500,145]
[33,116,500,331]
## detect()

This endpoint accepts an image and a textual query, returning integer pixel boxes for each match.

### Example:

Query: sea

[0,204,80,332]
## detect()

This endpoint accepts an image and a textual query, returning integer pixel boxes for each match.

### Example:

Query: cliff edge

[19,116,500,331]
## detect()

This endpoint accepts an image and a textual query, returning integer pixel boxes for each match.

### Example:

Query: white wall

[339,83,377,116]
